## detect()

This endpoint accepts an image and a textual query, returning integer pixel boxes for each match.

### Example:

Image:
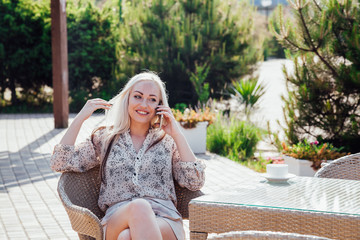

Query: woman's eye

[134,95,141,99]
[150,98,157,102]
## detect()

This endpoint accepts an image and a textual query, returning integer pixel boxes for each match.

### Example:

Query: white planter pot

[177,121,208,154]
[283,155,316,177]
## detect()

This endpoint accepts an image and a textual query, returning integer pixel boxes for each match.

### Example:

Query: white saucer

[260,173,296,182]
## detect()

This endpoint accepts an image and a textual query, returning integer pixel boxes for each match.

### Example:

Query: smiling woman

[128,82,160,128]
[50,71,206,240]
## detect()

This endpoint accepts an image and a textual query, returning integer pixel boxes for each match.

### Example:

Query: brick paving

[0,113,260,240]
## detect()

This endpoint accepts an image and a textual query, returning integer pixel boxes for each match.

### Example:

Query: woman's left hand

[156,106,182,137]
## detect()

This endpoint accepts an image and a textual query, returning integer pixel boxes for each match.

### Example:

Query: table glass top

[195,177,360,216]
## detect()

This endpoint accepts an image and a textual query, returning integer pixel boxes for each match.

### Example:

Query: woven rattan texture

[189,177,360,216]
[190,231,208,240]
[175,180,204,218]
[315,153,360,180]
[78,233,96,240]
[207,230,333,240]
[189,201,360,240]
[58,166,203,239]
[58,167,104,239]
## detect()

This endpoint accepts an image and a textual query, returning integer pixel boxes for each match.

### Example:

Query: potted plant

[172,107,215,154]
[281,140,348,176]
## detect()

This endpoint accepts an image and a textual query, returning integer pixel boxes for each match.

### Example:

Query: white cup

[266,164,288,178]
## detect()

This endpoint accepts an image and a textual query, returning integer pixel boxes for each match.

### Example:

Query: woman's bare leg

[115,219,177,240]
[106,199,162,240]
[156,218,177,240]
[117,229,131,240]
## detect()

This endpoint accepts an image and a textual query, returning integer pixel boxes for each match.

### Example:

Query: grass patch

[241,156,270,173]
[207,114,265,170]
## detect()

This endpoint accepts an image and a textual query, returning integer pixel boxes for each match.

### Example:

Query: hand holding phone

[154,101,163,130]
[158,112,163,129]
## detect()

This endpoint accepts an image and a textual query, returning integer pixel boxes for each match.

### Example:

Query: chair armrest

[321,162,329,168]
[175,181,204,219]
[58,175,103,240]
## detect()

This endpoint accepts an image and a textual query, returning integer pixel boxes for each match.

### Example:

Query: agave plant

[231,77,266,119]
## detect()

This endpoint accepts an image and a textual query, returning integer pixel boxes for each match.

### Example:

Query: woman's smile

[136,110,150,115]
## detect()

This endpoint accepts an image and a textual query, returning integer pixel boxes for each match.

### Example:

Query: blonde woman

[51,71,205,240]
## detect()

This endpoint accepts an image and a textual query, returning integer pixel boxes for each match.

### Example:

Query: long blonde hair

[92,71,169,182]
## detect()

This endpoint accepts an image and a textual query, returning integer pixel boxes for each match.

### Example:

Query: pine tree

[119,0,262,105]
[271,0,360,152]
[66,0,119,112]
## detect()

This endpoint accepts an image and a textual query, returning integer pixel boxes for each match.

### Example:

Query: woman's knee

[128,199,154,219]
[117,228,131,240]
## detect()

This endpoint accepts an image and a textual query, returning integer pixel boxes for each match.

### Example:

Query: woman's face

[128,80,161,126]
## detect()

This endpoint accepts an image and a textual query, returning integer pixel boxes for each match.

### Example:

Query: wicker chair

[314,153,360,180]
[57,166,204,240]
[207,231,333,240]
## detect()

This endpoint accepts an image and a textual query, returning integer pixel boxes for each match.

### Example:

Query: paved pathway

[255,59,293,137]
[254,58,293,153]
[0,113,259,240]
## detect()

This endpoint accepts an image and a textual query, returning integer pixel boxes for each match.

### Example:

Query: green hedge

[66,0,120,112]
[0,0,51,107]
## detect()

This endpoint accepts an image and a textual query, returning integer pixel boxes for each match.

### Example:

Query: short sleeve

[172,142,206,191]
[50,127,105,172]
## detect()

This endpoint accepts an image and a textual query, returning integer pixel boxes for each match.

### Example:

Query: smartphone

[158,112,163,129]
[155,101,163,130]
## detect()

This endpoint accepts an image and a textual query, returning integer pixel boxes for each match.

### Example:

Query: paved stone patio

[0,114,260,239]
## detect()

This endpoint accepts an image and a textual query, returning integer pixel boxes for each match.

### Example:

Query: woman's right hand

[60,98,111,145]
[77,98,112,121]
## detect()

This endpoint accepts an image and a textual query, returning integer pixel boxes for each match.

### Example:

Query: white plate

[260,173,296,182]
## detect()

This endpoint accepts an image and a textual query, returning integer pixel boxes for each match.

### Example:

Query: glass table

[189,176,360,240]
